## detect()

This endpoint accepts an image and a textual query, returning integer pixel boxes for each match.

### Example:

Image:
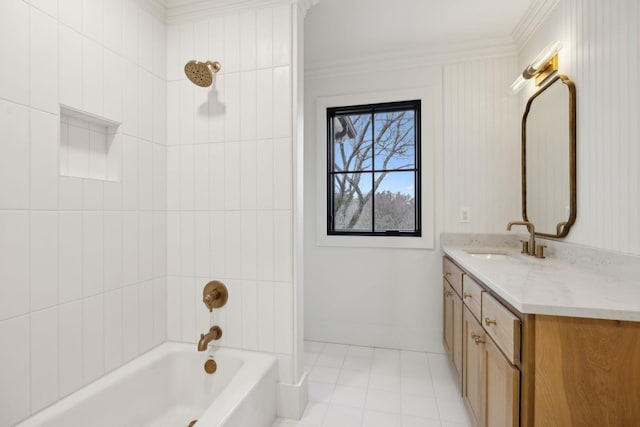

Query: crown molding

[141,0,168,20]
[165,0,317,22]
[512,0,560,48]
[305,37,518,81]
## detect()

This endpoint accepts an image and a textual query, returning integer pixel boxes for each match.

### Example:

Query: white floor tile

[331,385,367,408]
[308,381,334,403]
[402,376,436,398]
[368,370,401,392]
[298,401,329,426]
[402,394,440,419]
[309,366,340,384]
[277,341,466,427]
[322,404,362,427]
[362,409,402,427]
[437,397,472,424]
[365,388,401,414]
[337,368,370,388]
[315,352,346,368]
[403,414,442,427]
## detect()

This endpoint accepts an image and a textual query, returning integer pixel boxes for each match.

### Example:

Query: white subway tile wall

[164,4,296,386]
[0,0,167,425]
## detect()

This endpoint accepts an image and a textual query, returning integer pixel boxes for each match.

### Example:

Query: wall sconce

[511,41,562,93]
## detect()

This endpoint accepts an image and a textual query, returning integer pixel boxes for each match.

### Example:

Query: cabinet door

[443,281,453,359]
[485,335,520,427]
[452,289,463,386]
[444,281,463,389]
[463,307,484,427]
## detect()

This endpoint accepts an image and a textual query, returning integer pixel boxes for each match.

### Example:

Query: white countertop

[442,245,640,322]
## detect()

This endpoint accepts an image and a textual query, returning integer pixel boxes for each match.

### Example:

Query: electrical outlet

[460,207,470,223]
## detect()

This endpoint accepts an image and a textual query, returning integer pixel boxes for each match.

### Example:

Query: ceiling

[304,0,536,65]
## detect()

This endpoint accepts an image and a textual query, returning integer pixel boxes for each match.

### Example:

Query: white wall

[165,1,304,387]
[0,0,167,425]
[304,54,520,352]
[519,0,640,255]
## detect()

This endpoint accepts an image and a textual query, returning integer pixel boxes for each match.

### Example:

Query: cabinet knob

[471,332,484,345]
[463,292,472,299]
[485,317,497,326]
[443,272,452,277]
[445,291,453,297]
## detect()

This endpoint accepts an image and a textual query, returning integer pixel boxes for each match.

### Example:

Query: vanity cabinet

[443,254,640,427]
[461,282,520,427]
[443,258,464,389]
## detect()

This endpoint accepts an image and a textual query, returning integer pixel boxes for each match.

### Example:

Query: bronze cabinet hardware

[445,291,453,297]
[202,281,228,312]
[471,332,485,345]
[485,317,497,326]
[463,292,472,299]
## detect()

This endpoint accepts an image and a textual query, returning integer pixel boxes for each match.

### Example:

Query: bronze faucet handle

[536,244,547,259]
[519,240,529,254]
[202,281,228,312]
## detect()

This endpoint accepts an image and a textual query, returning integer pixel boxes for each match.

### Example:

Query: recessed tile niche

[59,106,121,182]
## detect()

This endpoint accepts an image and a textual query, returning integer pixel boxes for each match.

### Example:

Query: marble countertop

[442,244,640,322]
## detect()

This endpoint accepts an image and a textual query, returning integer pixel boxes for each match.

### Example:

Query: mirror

[522,74,576,238]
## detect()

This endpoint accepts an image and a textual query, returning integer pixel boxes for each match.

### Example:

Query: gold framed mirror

[522,74,576,238]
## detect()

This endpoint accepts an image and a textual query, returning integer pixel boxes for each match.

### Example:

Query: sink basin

[467,252,509,260]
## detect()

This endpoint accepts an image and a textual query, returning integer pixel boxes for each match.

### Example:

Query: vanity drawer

[462,275,483,321]
[481,292,521,365]
[443,257,463,297]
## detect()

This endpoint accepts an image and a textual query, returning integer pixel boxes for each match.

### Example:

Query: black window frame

[326,100,422,237]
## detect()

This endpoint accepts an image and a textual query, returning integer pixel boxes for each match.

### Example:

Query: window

[326,100,421,236]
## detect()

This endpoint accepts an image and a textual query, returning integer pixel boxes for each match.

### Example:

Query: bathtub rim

[15,342,278,427]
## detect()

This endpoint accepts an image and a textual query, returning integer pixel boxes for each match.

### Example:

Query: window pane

[374,110,415,171]
[332,173,372,231]
[374,172,415,231]
[332,114,373,172]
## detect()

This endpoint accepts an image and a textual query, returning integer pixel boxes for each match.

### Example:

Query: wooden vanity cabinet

[443,255,640,427]
[445,256,521,427]
[443,258,464,389]
[462,295,520,427]
[463,306,484,427]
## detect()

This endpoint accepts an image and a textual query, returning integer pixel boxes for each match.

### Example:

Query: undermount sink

[466,252,510,260]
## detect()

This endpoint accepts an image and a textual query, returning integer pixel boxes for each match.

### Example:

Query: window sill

[317,233,433,249]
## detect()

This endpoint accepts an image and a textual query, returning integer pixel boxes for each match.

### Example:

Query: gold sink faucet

[197,326,222,351]
[506,220,536,256]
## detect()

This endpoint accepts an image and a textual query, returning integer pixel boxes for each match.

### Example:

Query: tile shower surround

[164,3,298,387]
[0,0,167,425]
[0,0,300,425]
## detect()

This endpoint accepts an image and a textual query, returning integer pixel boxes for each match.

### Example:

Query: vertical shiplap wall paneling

[0,1,168,425]
[443,56,521,233]
[525,0,640,254]
[165,2,297,384]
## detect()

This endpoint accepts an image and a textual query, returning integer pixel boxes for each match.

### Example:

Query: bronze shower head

[184,60,221,87]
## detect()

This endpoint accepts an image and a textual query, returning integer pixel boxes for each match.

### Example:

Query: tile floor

[272,341,472,427]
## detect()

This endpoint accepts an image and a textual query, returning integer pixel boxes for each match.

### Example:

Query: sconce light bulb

[529,40,562,72]
[510,75,528,93]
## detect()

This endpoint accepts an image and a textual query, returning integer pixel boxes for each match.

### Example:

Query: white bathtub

[16,343,277,427]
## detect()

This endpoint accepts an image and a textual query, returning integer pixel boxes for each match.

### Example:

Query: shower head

[184,60,221,87]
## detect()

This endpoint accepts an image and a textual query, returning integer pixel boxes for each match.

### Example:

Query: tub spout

[198,326,222,351]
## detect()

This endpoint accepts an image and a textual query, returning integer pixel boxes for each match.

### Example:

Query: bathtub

[16,343,278,427]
